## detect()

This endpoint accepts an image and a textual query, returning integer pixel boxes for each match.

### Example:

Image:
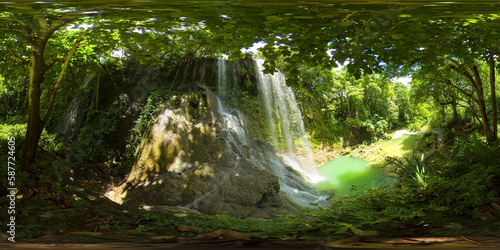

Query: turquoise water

[314,155,393,196]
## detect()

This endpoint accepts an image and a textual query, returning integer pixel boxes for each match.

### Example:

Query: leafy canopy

[3,1,500,78]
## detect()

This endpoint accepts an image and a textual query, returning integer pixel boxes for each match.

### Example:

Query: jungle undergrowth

[3,120,500,241]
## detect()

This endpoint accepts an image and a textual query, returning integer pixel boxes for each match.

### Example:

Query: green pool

[314,155,393,196]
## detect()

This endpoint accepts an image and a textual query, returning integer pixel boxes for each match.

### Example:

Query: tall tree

[324,6,500,141]
[0,2,261,164]
[1,8,90,164]
[0,5,185,163]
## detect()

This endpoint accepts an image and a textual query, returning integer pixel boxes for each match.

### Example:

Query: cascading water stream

[105,58,327,216]
[216,58,323,206]
[254,59,324,183]
[55,73,94,142]
[216,96,320,206]
[217,59,228,103]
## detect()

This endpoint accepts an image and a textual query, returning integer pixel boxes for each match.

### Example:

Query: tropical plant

[386,153,428,188]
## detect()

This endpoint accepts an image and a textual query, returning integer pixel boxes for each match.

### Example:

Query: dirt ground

[2,235,500,249]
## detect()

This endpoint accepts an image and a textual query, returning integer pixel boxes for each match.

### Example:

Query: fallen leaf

[193,229,251,241]
[39,212,53,219]
[150,236,178,243]
[177,225,199,232]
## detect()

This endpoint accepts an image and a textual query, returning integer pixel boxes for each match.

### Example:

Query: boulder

[110,86,302,218]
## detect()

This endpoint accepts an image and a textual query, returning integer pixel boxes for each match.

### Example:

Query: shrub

[386,153,428,188]
[69,107,119,163]
[0,123,26,155]
[407,118,426,132]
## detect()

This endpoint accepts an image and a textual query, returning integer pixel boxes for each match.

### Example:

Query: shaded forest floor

[2,193,500,248]
[2,125,500,248]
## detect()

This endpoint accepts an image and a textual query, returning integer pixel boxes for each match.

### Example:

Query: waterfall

[215,59,323,206]
[254,59,324,183]
[108,58,325,215]
[214,95,320,206]
[55,73,94,142]
[217,59,228,103]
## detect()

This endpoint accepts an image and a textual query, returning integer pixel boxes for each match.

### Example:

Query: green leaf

[293,16,314,19]
[266,16,283,22]
[433,206,449,212]
[339,20,352,27]
[390,34,406,40]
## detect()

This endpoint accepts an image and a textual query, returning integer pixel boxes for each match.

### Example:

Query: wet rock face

[110,87,300,218]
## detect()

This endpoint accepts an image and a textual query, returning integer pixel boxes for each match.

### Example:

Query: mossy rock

[110,87,305,218]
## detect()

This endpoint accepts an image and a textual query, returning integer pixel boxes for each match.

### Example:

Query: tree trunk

[451,103,458,120]
[20,16,84,164]
[489,53,498,142]
[471,65,495,142]
[22,43,49,165]
[447,58,496,142]
[96,66,101,111]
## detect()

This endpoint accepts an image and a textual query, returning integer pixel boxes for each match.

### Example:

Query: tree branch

[35,15,49,30]
[464,98,482,125]
[45,9,94,35]
[23,25,33,43]
[446,57,462,68]
[489,50,498,138]
[41,28,91,127]
[16,19,27,26]
[471,64,483,90]
[46,60,57,70]
[423,77,479,104]
[445,57,480,91]
[6,46,25,64]
[429,92,446,106]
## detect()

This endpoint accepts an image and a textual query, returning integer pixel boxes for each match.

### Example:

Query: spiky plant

[386,153,427,188]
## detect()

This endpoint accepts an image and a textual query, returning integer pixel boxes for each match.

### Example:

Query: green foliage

[386,153,428,188]
[407,118,426,132]
[122,88,171,167]
[374,119,389,135]
[0,120,62,157]
[235,91,261,118]
[3,0,500,163]
[0,123,26,153]
[39,130,65,155]
[0,75,25,118]
[294,65,418,146]
[133,180,495,240]
[69,196,91,208]
[135,225,148,234]
[0,122,26,174]
[0,122,26,188]
[428,107,445,129]
[237,93,269,143]
[101,223,130,231]
[433,135,500,214]
[70,107,119,162]
[133,89,171,136]
[446,133,500,177]
[393,133,500,215]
